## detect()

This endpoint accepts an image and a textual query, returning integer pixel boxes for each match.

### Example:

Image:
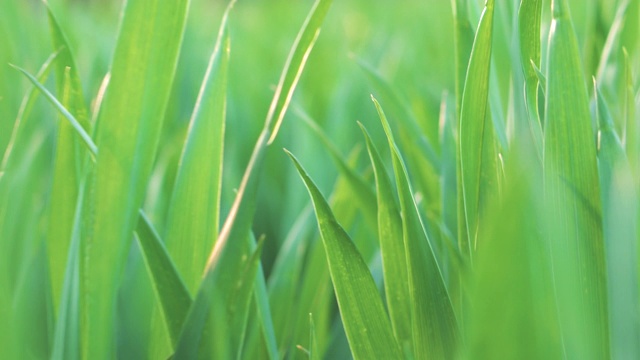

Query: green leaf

[286,150,402,360]
[451,0,475,119]
[374,97,459,359]
[9,65,97,156]
[163,13,231,295]
[544,1,609,357]
[359,123,411,354]
[459,0,499,257]
[134,211,192,348]
[46,4,91,316]
[266,0,334,143]
[78,0,190,356]
[624,49,639,177]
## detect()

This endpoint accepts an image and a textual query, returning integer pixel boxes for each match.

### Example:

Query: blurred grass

[1,0,638,358]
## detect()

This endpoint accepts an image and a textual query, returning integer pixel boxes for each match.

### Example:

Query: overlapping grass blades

[287,150,402,359]
[544,0,609,357]
[459,0,499,258]
[374,97,459,359]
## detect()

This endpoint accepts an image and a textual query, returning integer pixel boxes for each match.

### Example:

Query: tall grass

[1,0,638,358]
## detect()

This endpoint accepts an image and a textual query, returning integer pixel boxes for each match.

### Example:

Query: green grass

[1,0,639,359]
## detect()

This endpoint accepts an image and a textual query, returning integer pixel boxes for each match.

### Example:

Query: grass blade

[359,123,411,354]
[163,7,231,295]
[374,97,459,359]
[265,0,334,143]
[286,150,403,360]
[45,4,91,316]
[459,0,499,257]
[544,1,609,357]
[134,211,192,348]
[78,0,190,355]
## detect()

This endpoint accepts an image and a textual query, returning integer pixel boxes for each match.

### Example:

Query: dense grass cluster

[1,0,639,358]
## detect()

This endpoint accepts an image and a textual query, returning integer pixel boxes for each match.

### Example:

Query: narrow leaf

[544,0,609,357]
[359,123,411,353]
[286,150,403,360]
[374,97,459,359]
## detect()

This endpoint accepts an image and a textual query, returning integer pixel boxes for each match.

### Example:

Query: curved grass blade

[544,1,609,357]
[309,314,319,360]
[594,82,640,359]
[286,150,403,360]
[9,64,96,156]
[374,97,459,359]
[359,123,411,354]
[266,0,334,143]
[459,0,498,257]
[46,5,91,316]
[451,0,475,118]
[134,211,192,348]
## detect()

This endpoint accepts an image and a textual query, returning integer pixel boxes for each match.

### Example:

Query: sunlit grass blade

[359,123,411,354]
[594,81,640,358]
[459,0,498,257]
[595,0,630,85]
[544,0,609,357]
[286,150,403,360]
[250,252,279,360]
[45,4,91,316]
[163,6,231,295]
[266,0,334,143]
[374,97,459,358]
[134,211,192,348]
[451,0,475,118]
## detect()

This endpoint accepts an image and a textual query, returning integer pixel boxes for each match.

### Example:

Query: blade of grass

[544,0,609,357]
[78,0,190,355]
[286,150,403,360]
[459,0,498,257]
[163,6,231,295]
[359,123,411,355]
[134,211,192,348]
[374,97,459,358]
[45,4,91,316]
